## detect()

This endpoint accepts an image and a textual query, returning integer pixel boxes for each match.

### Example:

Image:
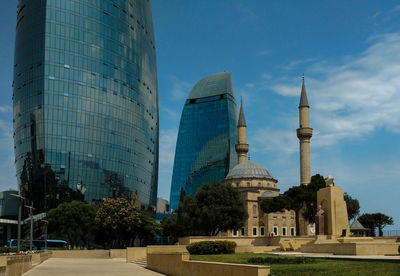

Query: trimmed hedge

[248,256,315,264]
[186,241,237,255]
[0,247,18,254]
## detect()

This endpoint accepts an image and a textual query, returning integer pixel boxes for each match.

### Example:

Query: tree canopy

[195,182,248,236]
[162,182,248,239]
[48,200,97,247]
[344,193,360,221]
[260,174,326,225]
[94,198,159,248]
[358,213,394,237]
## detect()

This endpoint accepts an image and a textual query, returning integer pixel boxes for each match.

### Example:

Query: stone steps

[133,257,147,268]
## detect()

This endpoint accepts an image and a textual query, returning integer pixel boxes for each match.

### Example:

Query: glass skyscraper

[13,0,158,211]
[169,72,238,211]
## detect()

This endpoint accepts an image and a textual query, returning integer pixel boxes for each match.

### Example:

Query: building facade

[169,72,238,211]
[13,0,159,211]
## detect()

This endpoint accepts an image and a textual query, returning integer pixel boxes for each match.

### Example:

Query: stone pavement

[22,258,165,276]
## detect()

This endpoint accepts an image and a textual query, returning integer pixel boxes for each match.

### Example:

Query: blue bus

[9,239,67,250]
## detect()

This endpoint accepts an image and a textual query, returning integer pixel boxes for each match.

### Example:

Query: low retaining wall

[147,252,270,276]
[147,245,188,254]
[1,255,32,276]
[39,251,52,263]
[301,242,400,255]
[179,236,316,250]
[235,246,280,253]
[126,247,146,262]
[52,250,110,258]
[179,236,270,246]
[110,249,126,259]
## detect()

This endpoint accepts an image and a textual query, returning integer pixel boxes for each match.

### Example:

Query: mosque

[220,77,312,237]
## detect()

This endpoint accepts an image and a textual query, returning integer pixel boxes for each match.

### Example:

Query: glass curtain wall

[13,0,159,212]
[169,72,238,211]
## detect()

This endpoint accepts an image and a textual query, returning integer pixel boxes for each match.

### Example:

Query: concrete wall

[110,249,126,259]
[52,250,110,258]
[39,251,52,263]
[235,246,280,253]
[179,236,315,252]
[147,252,270,276]
[31,254,41,266]
[126,247,146,262]
[4,255,32,276]
[147,245,188,254]
[301,242,400,255]
[179,236,270,246]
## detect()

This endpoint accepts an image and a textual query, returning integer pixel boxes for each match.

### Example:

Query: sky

[1,1,400,230]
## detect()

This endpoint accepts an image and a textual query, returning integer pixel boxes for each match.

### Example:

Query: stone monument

[315,205,325,235]
[316,175,350,237]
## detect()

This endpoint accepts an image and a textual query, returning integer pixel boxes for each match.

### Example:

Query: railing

[382,230,400,236]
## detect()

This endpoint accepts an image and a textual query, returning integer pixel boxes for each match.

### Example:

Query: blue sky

[1,1,400,230]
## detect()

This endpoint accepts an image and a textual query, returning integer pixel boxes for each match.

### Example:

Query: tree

[94,198,159,248]
[48,201,97,248]
[343,193,360,221]
[358,213,394,237]
[161,214,180,244]
[194,182,248,236]
[164,182,248,239]
[260,174,326,234]
[137,212,161,244]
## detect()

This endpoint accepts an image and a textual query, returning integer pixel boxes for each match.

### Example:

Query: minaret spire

[299,74,309,108]
[297,76,313,185]
[235,97,249,164]
[238,96,246,127]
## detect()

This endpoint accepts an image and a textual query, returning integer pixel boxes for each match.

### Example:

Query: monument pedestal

[317,184,349,237]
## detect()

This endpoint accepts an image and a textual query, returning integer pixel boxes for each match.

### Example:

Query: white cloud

[251,129,298,157]
[234,1,258,24]
[281,57,318,71]
[167,75,191,100]
[157,128,178,199]
[271,32,400,148]
[159,128,178,167]
[0,106,12,113]
[391,5,400,13]
[160,105,180,122]
[257,50,271,56]
[0,110,16,190]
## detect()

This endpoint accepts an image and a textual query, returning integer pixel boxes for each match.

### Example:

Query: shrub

[0,247,17,254]
[248,256,315,264]
[186,241,236,255]
[398,245,400,255]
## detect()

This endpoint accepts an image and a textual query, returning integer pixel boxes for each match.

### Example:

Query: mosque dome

[225,161,275,180]
[260,191,277,198]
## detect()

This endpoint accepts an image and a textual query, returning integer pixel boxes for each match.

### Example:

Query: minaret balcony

[296,127,313,139]
[235,143,249,153]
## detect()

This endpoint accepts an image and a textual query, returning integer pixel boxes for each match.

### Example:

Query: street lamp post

[24,205,35,251]
[10,193,25,253]
[41,219,48,251]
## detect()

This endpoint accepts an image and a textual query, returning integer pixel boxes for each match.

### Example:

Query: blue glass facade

[13,0,158,210]
[169,72,238,211]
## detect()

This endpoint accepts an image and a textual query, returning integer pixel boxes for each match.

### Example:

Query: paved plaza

[23,258,164,276]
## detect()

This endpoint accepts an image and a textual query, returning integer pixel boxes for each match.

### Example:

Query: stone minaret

[297,76,313,185]
[235,97,249,164]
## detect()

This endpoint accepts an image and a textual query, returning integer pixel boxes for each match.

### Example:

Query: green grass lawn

[190,253,400,276]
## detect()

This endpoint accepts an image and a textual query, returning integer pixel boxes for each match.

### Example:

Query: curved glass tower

[13,0,158,211]
[169,72,238,211]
